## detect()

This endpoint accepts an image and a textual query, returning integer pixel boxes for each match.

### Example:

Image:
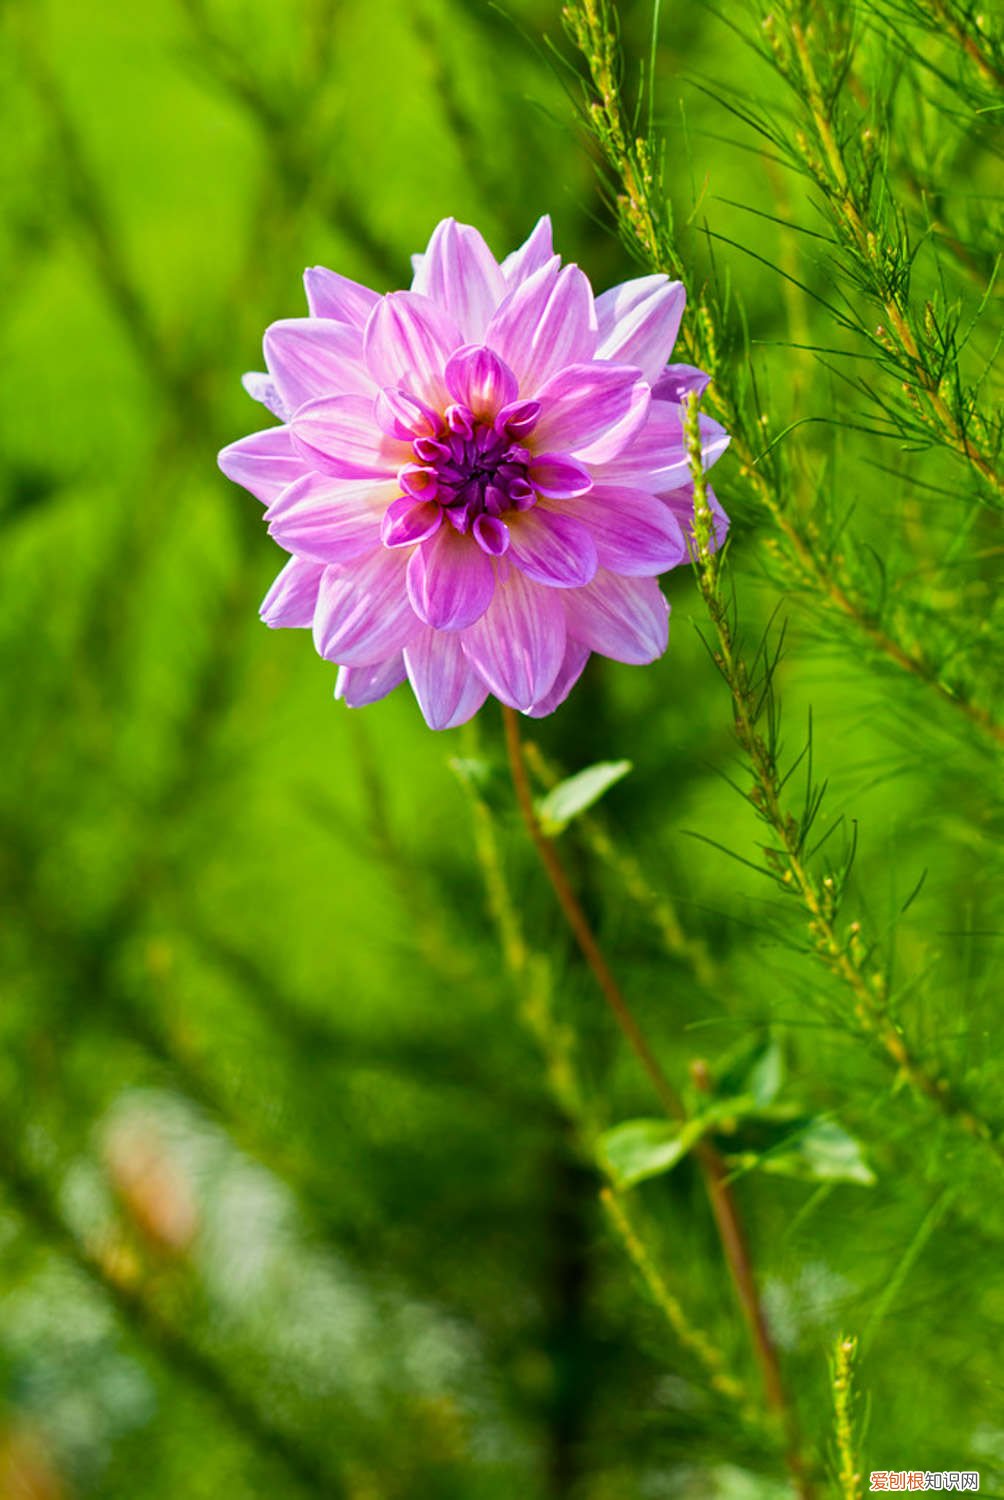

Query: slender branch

[562,0,1004,750]
[600,1187,754,1414]
[684,393,1004,1164]
[785,16,1002,499]
[832,1334,863,1500]
[501,706,812,1499]
[921,0,1004,90]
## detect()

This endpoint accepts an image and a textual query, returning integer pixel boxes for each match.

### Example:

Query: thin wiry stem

[781,14,1002,498]
[832,1335,863,1500]
[501,706,812,1500]
[562,0,1004,749]
[459,751,761,1422]
[919,0,1004,89]
[684,393,1004,1164]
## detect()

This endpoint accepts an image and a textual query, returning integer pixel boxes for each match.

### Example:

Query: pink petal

[594,276,686,383]
[591,404,729,491]
[660,483,730,552]
[291,394,408,479]
[260,557,325,628]
[525,639,591,718]
[531,363,651,464]
[507,509,597,588]
[411,219,506,342]
[444,345,519,419]
[264,318,373,412]
[374,387,442,440]
[313,551,418,667]
[404,626,490,730]
[242,371,288,420]
[381,497,443,548]
[406,527,496,631]
[265,472,393,563]
[461,568,566,711]
[335,654,407,706]
[303,266,381,326]
[485,261,597,395]
[559,486,687,576]
[363,291,462,407]
[500,216,555,287]
[218,426,307,505]
[527,454,593,499]
[563,571,669,664]
[651,364,710,404]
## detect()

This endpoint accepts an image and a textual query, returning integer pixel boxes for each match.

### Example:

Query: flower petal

[218,426,306,505]
[525,639,591,718]
[660,483,730,551]
[242,371,289,420]
[485,261,597,395]
[563,570,669,664]
[265,472,393,563]
[591,403,729,491]
[303,266,381,326]
[411,219,506,341]
[406,527,496,631]
[531,363,650,464]
[291,394,407,479]
[461,568,566,710]
[444,345,519,419]
[507,508,597,588]
[313,551,418,666]
[364,291,462,407]
[528,453,593,499]
[260,557,325,628]
[404,626,489,730]
[381,496,443,548]
[335,654,407,706]
[501,215,555,287]
[374,387,442,440]
[264,318,372,412]
[559,486,687,576]
[651,364,710,404]
[594,275,686,383]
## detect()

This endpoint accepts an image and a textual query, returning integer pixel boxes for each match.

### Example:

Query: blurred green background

[0,0,1001,1496]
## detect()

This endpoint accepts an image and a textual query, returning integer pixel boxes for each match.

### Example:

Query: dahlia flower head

[219,217,729,729]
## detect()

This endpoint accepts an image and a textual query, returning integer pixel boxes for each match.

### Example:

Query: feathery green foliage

[0,0,1000,1496]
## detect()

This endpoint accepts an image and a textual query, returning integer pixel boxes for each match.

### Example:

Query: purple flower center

[382,398,544,557]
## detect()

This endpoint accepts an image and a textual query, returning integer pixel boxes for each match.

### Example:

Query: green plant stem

[460,750,762,1424]
[921,0,1004,89]
[786,17,1002,501]
[684,395,1004,1163]
[600,1186,753,1413]
[832,1335,862,1500]
[501,705,812,1499]
[563,0,1004,750]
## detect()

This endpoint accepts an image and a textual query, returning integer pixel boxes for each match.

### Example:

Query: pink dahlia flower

[219,217,729,729]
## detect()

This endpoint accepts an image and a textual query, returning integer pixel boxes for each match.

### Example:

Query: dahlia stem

[501,705,810,1499]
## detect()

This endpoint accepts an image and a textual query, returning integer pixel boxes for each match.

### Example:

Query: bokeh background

[1,1,1001,1497]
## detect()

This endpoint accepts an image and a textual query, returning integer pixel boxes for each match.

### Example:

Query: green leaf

[744,1037,785,1109]
[743,1118,876,1186]
[713,1033,785,1110]
[535,760,632,836]
[599,1116,706,1189]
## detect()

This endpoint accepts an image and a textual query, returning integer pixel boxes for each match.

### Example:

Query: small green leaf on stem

[535,759,633,836]
[600,1116,706,1188]
[733,1117,876,1186]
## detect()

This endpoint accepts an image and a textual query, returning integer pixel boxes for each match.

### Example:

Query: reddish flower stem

[501,704,811,1498]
